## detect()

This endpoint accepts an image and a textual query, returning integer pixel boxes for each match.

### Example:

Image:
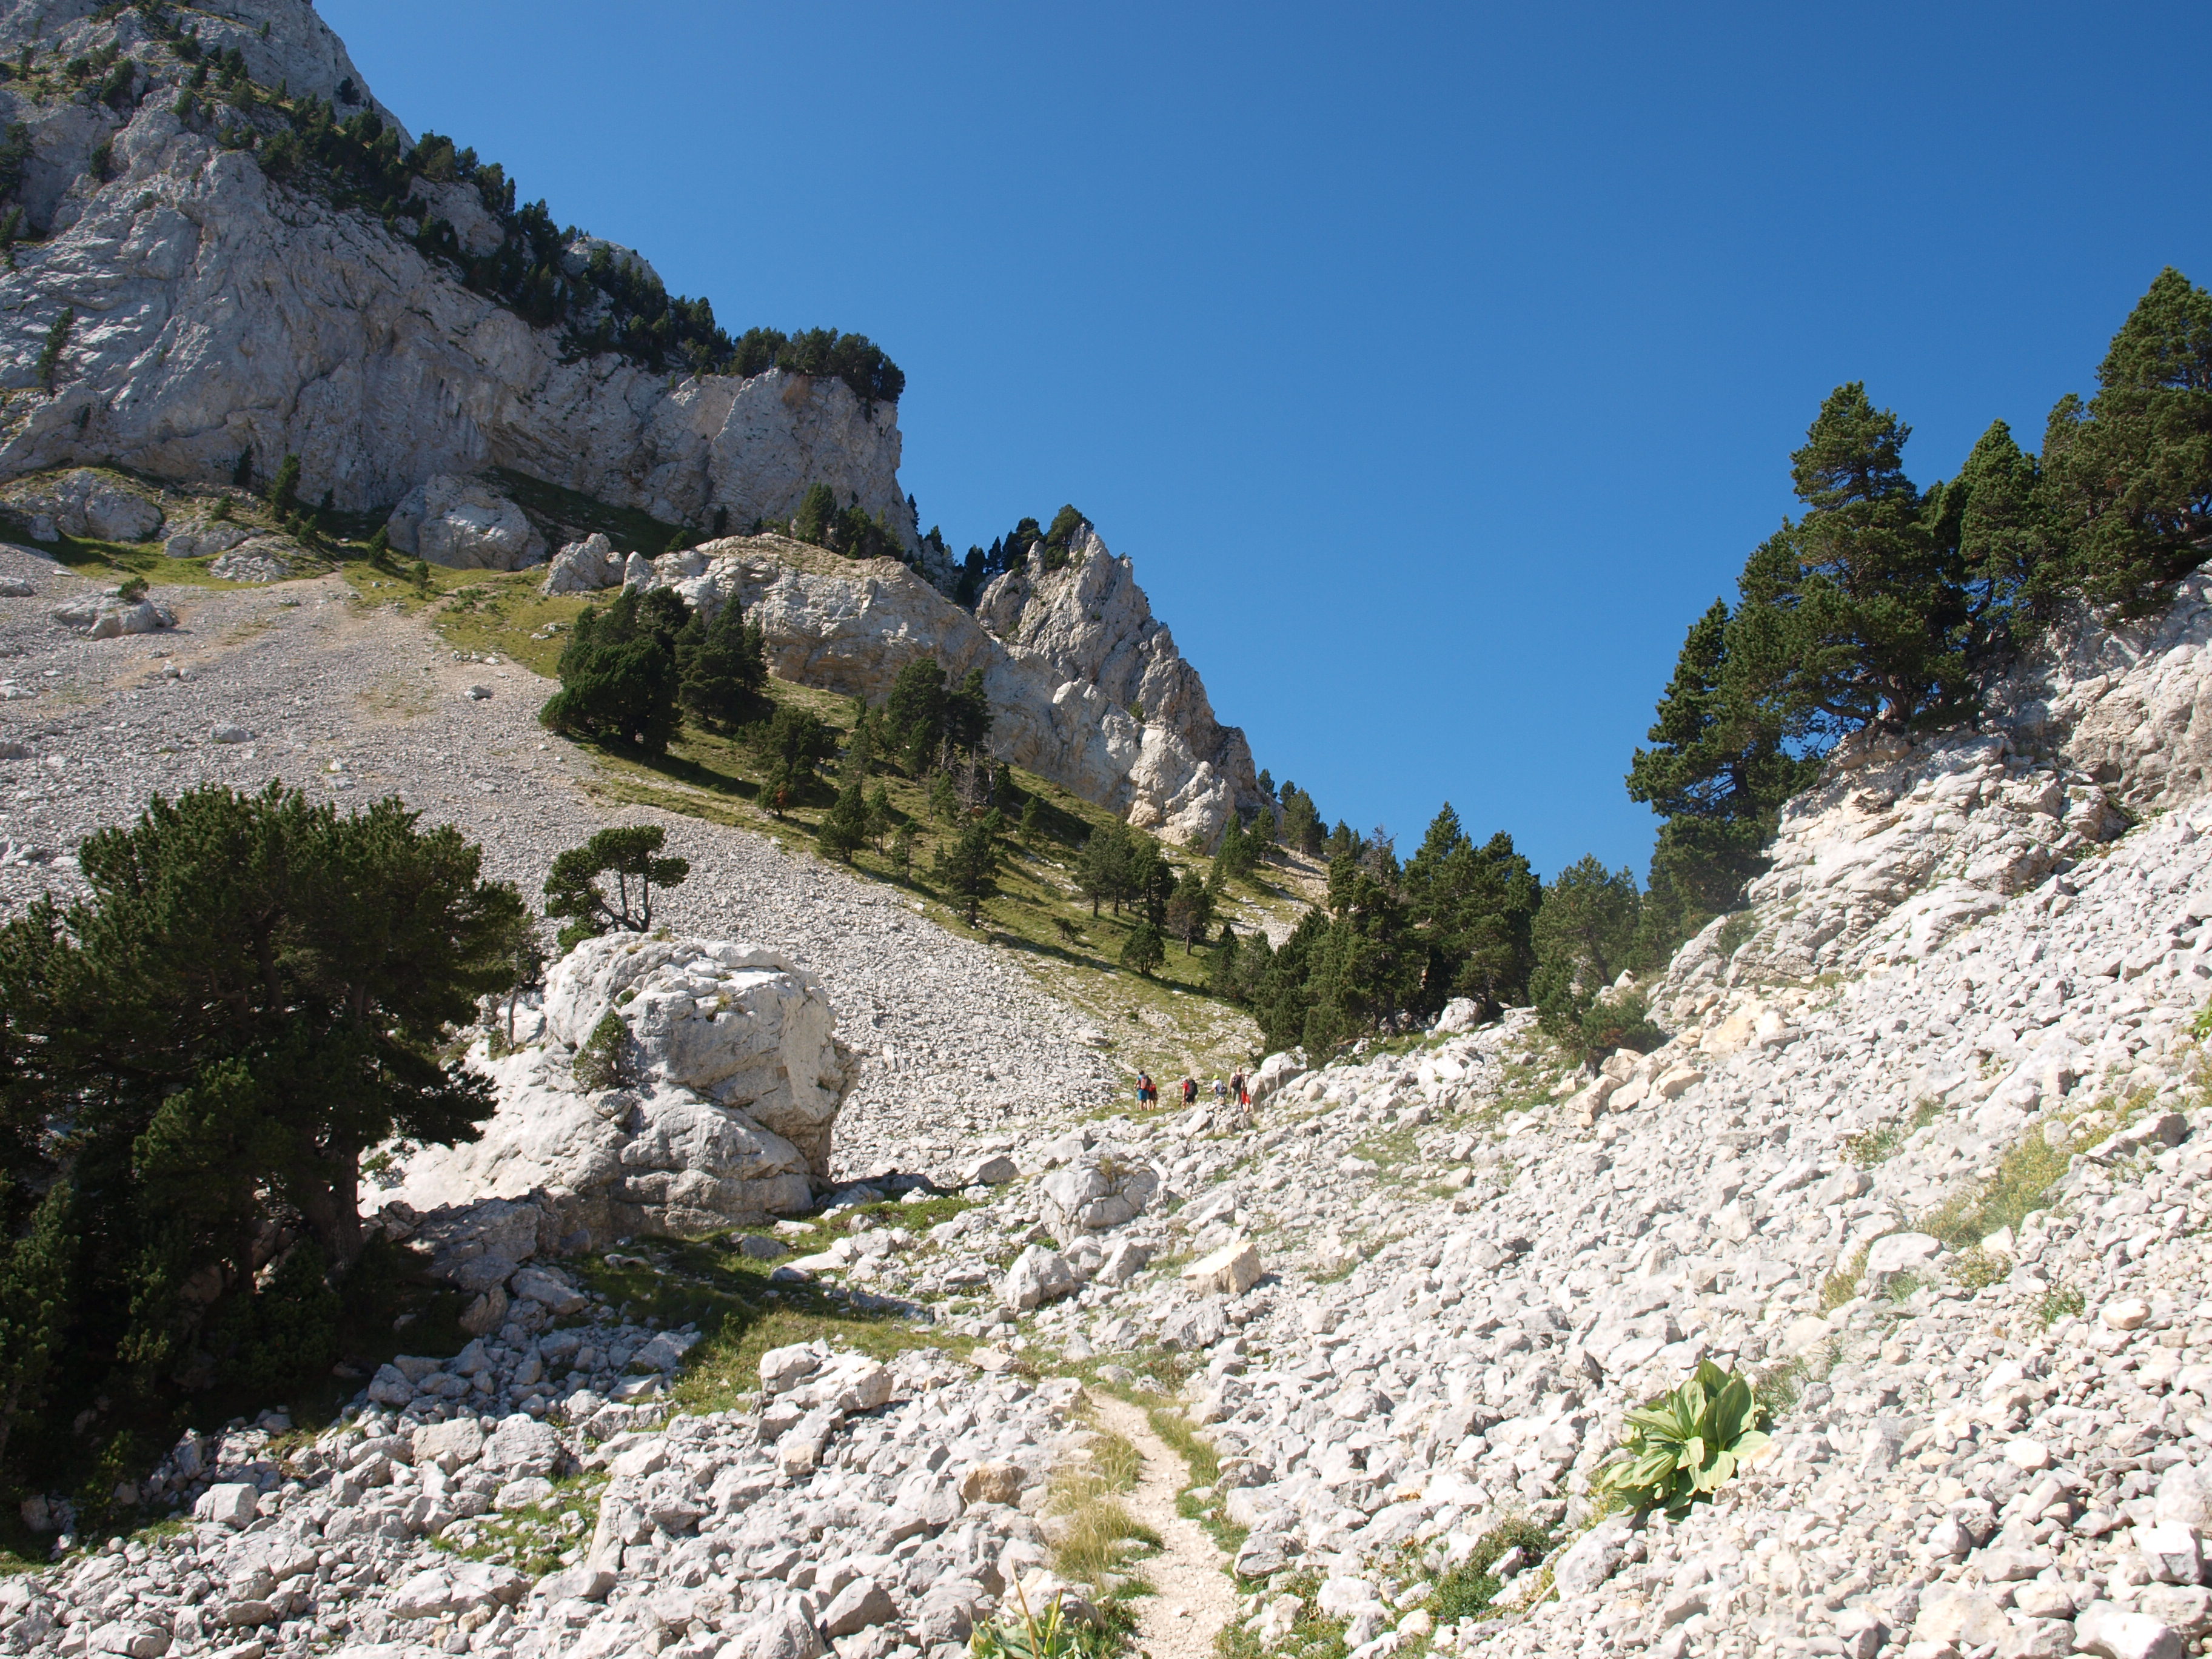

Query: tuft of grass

[1952,1246,2009,1291]
[2039,1284,2086,1327]
[1885,1271,1923,1304]
[1842,1098,1944,1167]
[1820,1246,1868,1312]
[1052,1498,1160,1590]
[1430,1516,1555,1625]
[1917,1130,2070,1250]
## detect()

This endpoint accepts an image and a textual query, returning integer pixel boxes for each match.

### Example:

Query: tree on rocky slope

[677,594,769,730]
[1627,600,1818,950]
[0,785,523,1479]
[1727,383,1979,741]
[2043,266,2212,617]
[935,811,1004,925]
[1401,806,1543,1022]
[1530,855,1663,1061]
[544,824,691,950]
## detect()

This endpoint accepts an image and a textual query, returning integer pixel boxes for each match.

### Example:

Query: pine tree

[544,825,691,950]
[1727,383,1977,739]
[1019,794,1044,847]
[2043,267,2212,615]
[1119,920,1165,977]
[816,776,868,862]
[1165,867,1214,952]
[886,656,948,772]
[540,586,689,754]
[1626,601,1817,945]
[890,822,916,877]
[0,785,524,1467]
[793,481,837,546]
[677,594,769,730]
[934,813,1001,924]
[1529,856,1653,1057]
[759,705,836,814]
[865,783,895,851]
[927,769,957,823]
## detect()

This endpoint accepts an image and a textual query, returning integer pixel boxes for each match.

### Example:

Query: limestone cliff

[633,524,1262,846]
[0,0,914,543]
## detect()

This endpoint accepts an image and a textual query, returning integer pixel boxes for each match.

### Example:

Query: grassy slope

[330,557,1310,1079]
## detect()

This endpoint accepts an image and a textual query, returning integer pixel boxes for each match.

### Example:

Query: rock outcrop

[386,474,546,571]
[390,935,856,1241]
[1660,574,2212,1002]
[626,526,1261,844]
[0,2,914,543]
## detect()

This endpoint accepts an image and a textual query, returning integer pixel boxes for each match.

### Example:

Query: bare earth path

[1090,1392,1237,1659]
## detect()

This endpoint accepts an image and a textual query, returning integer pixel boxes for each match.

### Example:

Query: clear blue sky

[321,1,2212,879]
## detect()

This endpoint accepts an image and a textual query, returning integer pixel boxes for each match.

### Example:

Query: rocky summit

[3,10,2212,1659]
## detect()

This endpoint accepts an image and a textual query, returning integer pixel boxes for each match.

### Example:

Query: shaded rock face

[393,936,854,1240]
[629,526,1260,845]
[0,2,913,541]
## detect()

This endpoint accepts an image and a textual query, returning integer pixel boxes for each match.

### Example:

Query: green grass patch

[1917,1131,2070,1249]
[1842,1098,1944,1167]
[1819,1247,1867,1312]
[434,1469,607,1577]
[1429,1516,1554,1625]
[561,1234,973,1416]
[2039,1284,2086,1326]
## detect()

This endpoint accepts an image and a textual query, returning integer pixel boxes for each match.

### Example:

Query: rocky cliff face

[633,524,1262,846]
[0,0,913,541]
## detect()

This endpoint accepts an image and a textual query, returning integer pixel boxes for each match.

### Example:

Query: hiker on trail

[1181,1076,1198,1105]
[1212,1077,1228,1107]
[1136,1071,1156,1108]
[1231,1069,1247,1107]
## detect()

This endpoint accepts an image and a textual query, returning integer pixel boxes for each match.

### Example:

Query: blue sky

[322,1,2212,878]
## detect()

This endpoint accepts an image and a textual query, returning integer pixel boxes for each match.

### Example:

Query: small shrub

[1842,1097,1944,1167]
[115,576,149,603]
[1820,1246,1866,1311]
[1713,909,1758,959]
[1592,1361,1770,1518]
[1953,1246,2009,1291]
[1918,1127,2070,1248]
[1886,1271,1922,1303]
[573,1009,627,1090]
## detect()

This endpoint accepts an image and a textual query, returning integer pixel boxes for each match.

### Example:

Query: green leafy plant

[972,1578,1081,1659]
[1593,1361,1771,1518]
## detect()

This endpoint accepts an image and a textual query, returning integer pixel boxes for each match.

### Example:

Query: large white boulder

[1037,1148,1160,1242]
[50,589,174,638]
[9,469,164,541]
[543,934,854,1173]
[387,475,546,571]
[389,936,851,1243]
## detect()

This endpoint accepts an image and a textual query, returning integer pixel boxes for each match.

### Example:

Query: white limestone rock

[387,474,546,571]
[50,588,173,637]
[541,933,855,1173]
[541,531,625,594]
[7,468,163,541]
[629,526,1259,845]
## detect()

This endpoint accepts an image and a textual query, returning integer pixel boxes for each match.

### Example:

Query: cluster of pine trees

[814,655,999,877]
[1627,267,2212,955]
[538,585,771,758]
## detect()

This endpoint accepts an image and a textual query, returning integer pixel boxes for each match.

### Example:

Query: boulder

[12,469,163,541]
[1181,1236,1263,1296]
[50,589,175,638]
[541,532,626,594]
[387,474,546,571]
[1000,1244,1079,1311]
[1037,1149,1159,1241]
[1864,1232,1940,1283]
[541,934,855,1175]
[2076,1601,2186,1659]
